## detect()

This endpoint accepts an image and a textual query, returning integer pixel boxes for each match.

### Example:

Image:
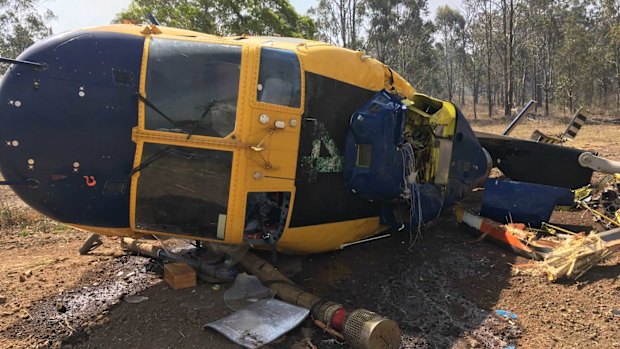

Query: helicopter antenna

[147,12,160,26]
[0,57,45,69]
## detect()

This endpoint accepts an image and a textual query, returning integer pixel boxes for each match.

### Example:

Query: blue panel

[409,183,443,224]
[443,110,490,208]
[344,90,406,201]
[0,31,144,227]
[481,180,575,228]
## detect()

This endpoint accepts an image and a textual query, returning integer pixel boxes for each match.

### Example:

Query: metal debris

[205,299,309,349]
[223,272,274,311]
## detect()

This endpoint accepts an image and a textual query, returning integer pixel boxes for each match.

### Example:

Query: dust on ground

[1,115,620,349]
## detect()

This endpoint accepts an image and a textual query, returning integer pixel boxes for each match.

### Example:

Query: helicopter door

[134,143,233,240]
[132,38,242,240]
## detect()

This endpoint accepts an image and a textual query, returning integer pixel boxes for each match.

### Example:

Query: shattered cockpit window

[145,38,241,137]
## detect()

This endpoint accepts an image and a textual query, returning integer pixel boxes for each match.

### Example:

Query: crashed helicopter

[0,23,604,255]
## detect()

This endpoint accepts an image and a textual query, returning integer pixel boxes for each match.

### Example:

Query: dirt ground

[1,114,620,349]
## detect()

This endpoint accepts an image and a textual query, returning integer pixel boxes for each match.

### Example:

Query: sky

[43,0,462,34]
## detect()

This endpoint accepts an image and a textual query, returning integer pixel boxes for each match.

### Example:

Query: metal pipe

[121,238,401,349]
[238,251,401,349]
[121,237,236,281]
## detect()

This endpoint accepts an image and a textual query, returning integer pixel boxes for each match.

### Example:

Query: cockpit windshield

[145,38,241,137]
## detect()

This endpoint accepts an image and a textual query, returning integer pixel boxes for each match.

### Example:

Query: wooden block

[164,262,196,289]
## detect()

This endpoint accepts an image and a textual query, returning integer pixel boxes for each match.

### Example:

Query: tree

[308,0,366,49]
[463,0,496,118]
[500,0,516,118]
[600,0,620,112]
[308,0,620,118]
[463,0,485,118]
[115,0,316,38]
[0,0,54,72]
[436,5,465,101]
[555,1,595,113]
[365,0,440,95]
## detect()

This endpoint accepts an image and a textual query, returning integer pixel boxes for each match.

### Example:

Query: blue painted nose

[0,30,144,227]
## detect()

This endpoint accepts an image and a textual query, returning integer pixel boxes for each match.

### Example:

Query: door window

[257,48,301,108]
[145,38,241,137]
[135,143,233,239]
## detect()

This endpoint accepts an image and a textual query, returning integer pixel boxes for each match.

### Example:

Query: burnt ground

[1,120,620,349]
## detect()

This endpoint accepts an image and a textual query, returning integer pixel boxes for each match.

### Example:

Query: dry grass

[0,201,33,229]
[515,233,613,281]
[455,98,620,121]
[0,194,69,238]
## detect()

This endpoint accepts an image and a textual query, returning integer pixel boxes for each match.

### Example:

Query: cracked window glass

[145,38,241,137]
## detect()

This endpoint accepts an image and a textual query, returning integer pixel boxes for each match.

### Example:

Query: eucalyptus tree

[115,0,316,38]
[0,0,54,73]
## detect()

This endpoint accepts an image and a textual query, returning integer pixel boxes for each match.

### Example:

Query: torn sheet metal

[206,299,309,349]
[481,180,574,228]
[223,272,274,311]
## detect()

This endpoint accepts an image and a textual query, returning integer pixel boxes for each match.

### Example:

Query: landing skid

[79,234,103,255]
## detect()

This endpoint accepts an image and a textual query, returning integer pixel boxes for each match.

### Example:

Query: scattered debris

[223,273,274,311]
[313,318,345,342]
[494,310,518,320]
[457,206,620,281]
[575,175,620,230]
[123,295,149,304]
[79,234,103,255]
[205,299,309,349]
[164,262,196,290]
[456,206,541,259]
[514,232,618,281]
[55,303,67,313]
[238,252,401,349]
[121,237,237,282]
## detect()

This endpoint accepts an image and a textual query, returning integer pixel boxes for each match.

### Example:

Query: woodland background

[2,0,620,118]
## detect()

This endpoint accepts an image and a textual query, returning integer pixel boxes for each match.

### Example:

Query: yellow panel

[128,140,143,231]
[298,45,415,98]
[67,224,134,236]
[84,25,416,96]
[83,24,418,254]
[276,218,387,254]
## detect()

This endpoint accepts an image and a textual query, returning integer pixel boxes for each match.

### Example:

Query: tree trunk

[486,0,493,118]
